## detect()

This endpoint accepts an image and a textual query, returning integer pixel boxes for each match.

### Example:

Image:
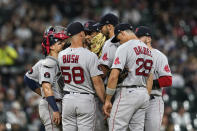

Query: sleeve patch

[164,65,170,73]
[102,53,108,61]
[44,72,51,78]
[114,57,121,65]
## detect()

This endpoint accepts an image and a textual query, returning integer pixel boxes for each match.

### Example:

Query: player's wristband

[46,96,59,112]
[106,87,116,96]
[24,75,39,91]
[153,79,160,89]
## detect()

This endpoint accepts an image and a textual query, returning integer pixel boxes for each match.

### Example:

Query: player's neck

[49,51,58,59]
[128,35,138,41]
[70,42,83,48]
[70,38,83,48]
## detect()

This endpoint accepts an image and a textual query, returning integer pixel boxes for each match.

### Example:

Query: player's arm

[92,75,105,103]
[42,82,59,112]
[89,53,106,102]
[105,68,120,101]
[103,47,126,117]
[146,73,153,95]
[24,63,42,96]
[103,68,120,117]
[40,59,61,125]
[24,75,41,96]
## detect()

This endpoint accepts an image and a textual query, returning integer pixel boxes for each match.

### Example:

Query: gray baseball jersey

[151,49,172,95]
[112,39,154,87]
[99,37,120,68]
[58,47,103,94]
[109,39,153,131]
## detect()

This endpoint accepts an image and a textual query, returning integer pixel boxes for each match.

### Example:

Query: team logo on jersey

[28,68,33,74]
[102,53,108,61]
[114,57,120,65]
[164,65,170,73]
[44,72,50,78]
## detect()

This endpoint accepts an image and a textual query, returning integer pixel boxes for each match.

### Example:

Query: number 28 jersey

[112,40,154,87]
[58,47,103,94]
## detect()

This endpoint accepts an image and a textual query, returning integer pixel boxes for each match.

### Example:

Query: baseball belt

[63,91,91,95]
[118,85,146,88]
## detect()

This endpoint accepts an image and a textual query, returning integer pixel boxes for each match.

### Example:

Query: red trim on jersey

[112,91,122,131]
[158,76,172,88]
[159,99,161,130]
[48,104,54,131]
[92,99,96,131]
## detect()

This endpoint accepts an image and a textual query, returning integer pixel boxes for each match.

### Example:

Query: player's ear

[80,31,85,37]
[107,24,112,30]
[120,31,125,37]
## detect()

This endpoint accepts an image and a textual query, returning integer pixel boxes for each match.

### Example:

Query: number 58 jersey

[112,40,154,87]
[58,47,103,94]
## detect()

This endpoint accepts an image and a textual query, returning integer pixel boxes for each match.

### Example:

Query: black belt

[119,85,146,88]
[63,91,90,95]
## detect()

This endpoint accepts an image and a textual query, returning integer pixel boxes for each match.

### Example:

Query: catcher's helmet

[42,26,69,55]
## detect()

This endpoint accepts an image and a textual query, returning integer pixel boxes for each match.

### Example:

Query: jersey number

[136,58,153,76]
[61,66,84,84]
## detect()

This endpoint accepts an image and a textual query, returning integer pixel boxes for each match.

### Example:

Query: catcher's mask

[42,26,69,55]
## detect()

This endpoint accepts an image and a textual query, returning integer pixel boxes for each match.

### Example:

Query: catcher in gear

[24,26,69,131]
[84,21,106,58]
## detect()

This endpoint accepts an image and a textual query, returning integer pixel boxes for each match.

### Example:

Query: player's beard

[105,31,110,40]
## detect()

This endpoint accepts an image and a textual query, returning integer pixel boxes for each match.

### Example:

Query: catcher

[24,26,70,131]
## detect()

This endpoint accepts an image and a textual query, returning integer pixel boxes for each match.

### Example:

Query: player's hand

[53,111,61,125]
[103,100,112,119]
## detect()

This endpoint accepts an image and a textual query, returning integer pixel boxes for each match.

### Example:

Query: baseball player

[98,13,119,78]
[84,21,106,58]
[135,26,172,131]
[103,23,154,131]
[58,22,105,131]
[84,20,108,131]
[24,26,69,131]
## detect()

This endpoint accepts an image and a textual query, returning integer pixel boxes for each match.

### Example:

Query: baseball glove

[90,33,106,58]
[118,68,129,84]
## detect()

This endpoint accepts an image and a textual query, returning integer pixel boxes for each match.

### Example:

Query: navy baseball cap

[67,22,84,36]
[111,23,133,43]
[135,26,152,38]
[99,13,119,27]
[84,21,99,33]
